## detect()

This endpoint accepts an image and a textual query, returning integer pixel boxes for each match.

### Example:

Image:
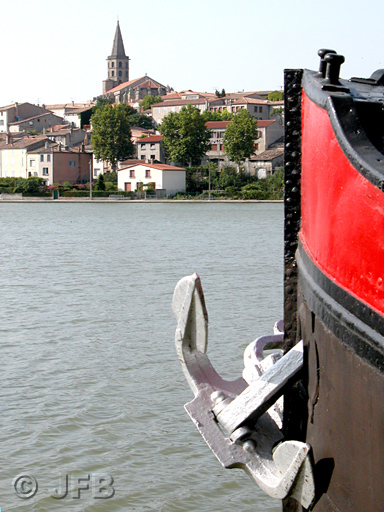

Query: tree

[139,95,164,111]
[94,174,105,191]
[159,105,211,166]
[267,90,283,101]
[202,110,234,122]
[270,106,284,125]
[215,89,226,98]
[223,109,258,171]
[91,103,134,172]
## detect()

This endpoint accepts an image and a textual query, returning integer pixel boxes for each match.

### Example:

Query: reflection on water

[0,202,283,511]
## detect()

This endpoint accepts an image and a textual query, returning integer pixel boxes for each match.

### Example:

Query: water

[0,202,283,512]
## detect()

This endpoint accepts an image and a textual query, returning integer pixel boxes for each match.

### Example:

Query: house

[248,142,284,176]
[207,93,283,122]
[117,162,185,195]
[204,119,284,168]
[27,145,92,185]
[8,112,65,133]
[0,135,55,178]
[45,125,86,148]
[45,102,94,128]
[0,102,59,133]
[136,135,164,162]
[150,98,208,126]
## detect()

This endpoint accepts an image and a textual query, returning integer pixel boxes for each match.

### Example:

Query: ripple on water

[1,203,283,512]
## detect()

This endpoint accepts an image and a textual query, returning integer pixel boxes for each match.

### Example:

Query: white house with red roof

[117,162,185,195]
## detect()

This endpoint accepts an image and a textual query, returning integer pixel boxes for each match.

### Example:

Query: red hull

[301,91,384,316]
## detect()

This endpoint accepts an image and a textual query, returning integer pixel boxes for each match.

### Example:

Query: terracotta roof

[119,158,142,166]
[205,121,232,129]
[257,120,277,127]
[2,136,51,149]
[138,135,162,143]
[251,147,284,161]
[161,92,181,100]
[151,98,206,108]
[119,162,185,171]
[104,76,166,95]
[232,97,269,105]
[139,79,163,89]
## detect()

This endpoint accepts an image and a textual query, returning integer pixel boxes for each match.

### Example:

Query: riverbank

[0,197,283,203]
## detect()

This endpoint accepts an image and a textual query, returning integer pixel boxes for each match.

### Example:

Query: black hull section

[290,244,384,511]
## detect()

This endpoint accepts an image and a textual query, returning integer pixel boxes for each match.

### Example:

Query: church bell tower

[102,21,130,94]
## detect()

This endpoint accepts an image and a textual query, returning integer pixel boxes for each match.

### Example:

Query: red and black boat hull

[284,57,384,511]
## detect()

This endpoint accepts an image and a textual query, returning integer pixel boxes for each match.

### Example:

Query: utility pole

[89,158,93,200]
[208,158,211,201]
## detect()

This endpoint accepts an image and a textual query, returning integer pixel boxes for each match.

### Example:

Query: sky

[1,0,384,106]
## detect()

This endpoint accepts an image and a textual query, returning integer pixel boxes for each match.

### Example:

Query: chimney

[81,143,85,152]
[58,144,62,152]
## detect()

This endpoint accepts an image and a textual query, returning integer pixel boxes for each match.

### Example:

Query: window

[33,172,38,177]
[254,106,258,113]
[69,160,76,167]
[47,154,51,162]
[29,159,35,167]
[111,71,114,77]
[259,106,263,113]
[145,170,151,178]
[0,120,3,125]
[119,71,122,77]
[130,170,135,178]
[111,62,115,68]
[119,61,122,68]
[40,155,44,162]
[141,143,146,149]
[141,155,145,160]
[150,143,155,149]
[42,168,49,175]
[150,155,155,160]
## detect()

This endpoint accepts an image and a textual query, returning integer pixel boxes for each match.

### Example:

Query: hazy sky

[1,0,384,106]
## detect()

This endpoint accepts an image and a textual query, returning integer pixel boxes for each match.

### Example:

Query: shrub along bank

[184,165,283,200]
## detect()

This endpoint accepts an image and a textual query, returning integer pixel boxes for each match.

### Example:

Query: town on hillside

[0,21,284,199]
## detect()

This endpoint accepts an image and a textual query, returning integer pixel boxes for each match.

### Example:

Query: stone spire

[111,21,126,58]
[103,21,130,94]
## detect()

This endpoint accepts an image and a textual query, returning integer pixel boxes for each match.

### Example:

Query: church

[102,22,169,104]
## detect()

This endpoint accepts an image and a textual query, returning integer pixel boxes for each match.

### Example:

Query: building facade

[118,162,185,195]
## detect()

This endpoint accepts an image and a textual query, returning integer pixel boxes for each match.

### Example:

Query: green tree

[215,89,226,98]
[270,106,284,125]
[94,173,105,191]
[202,110,234,122]
[267,90,283,101]
[223,110,258,171]
[159,105,211,166]
[139,95,164,111]
[91,103,134,172]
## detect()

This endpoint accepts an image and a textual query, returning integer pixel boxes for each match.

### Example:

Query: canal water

[0,202,283,512]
